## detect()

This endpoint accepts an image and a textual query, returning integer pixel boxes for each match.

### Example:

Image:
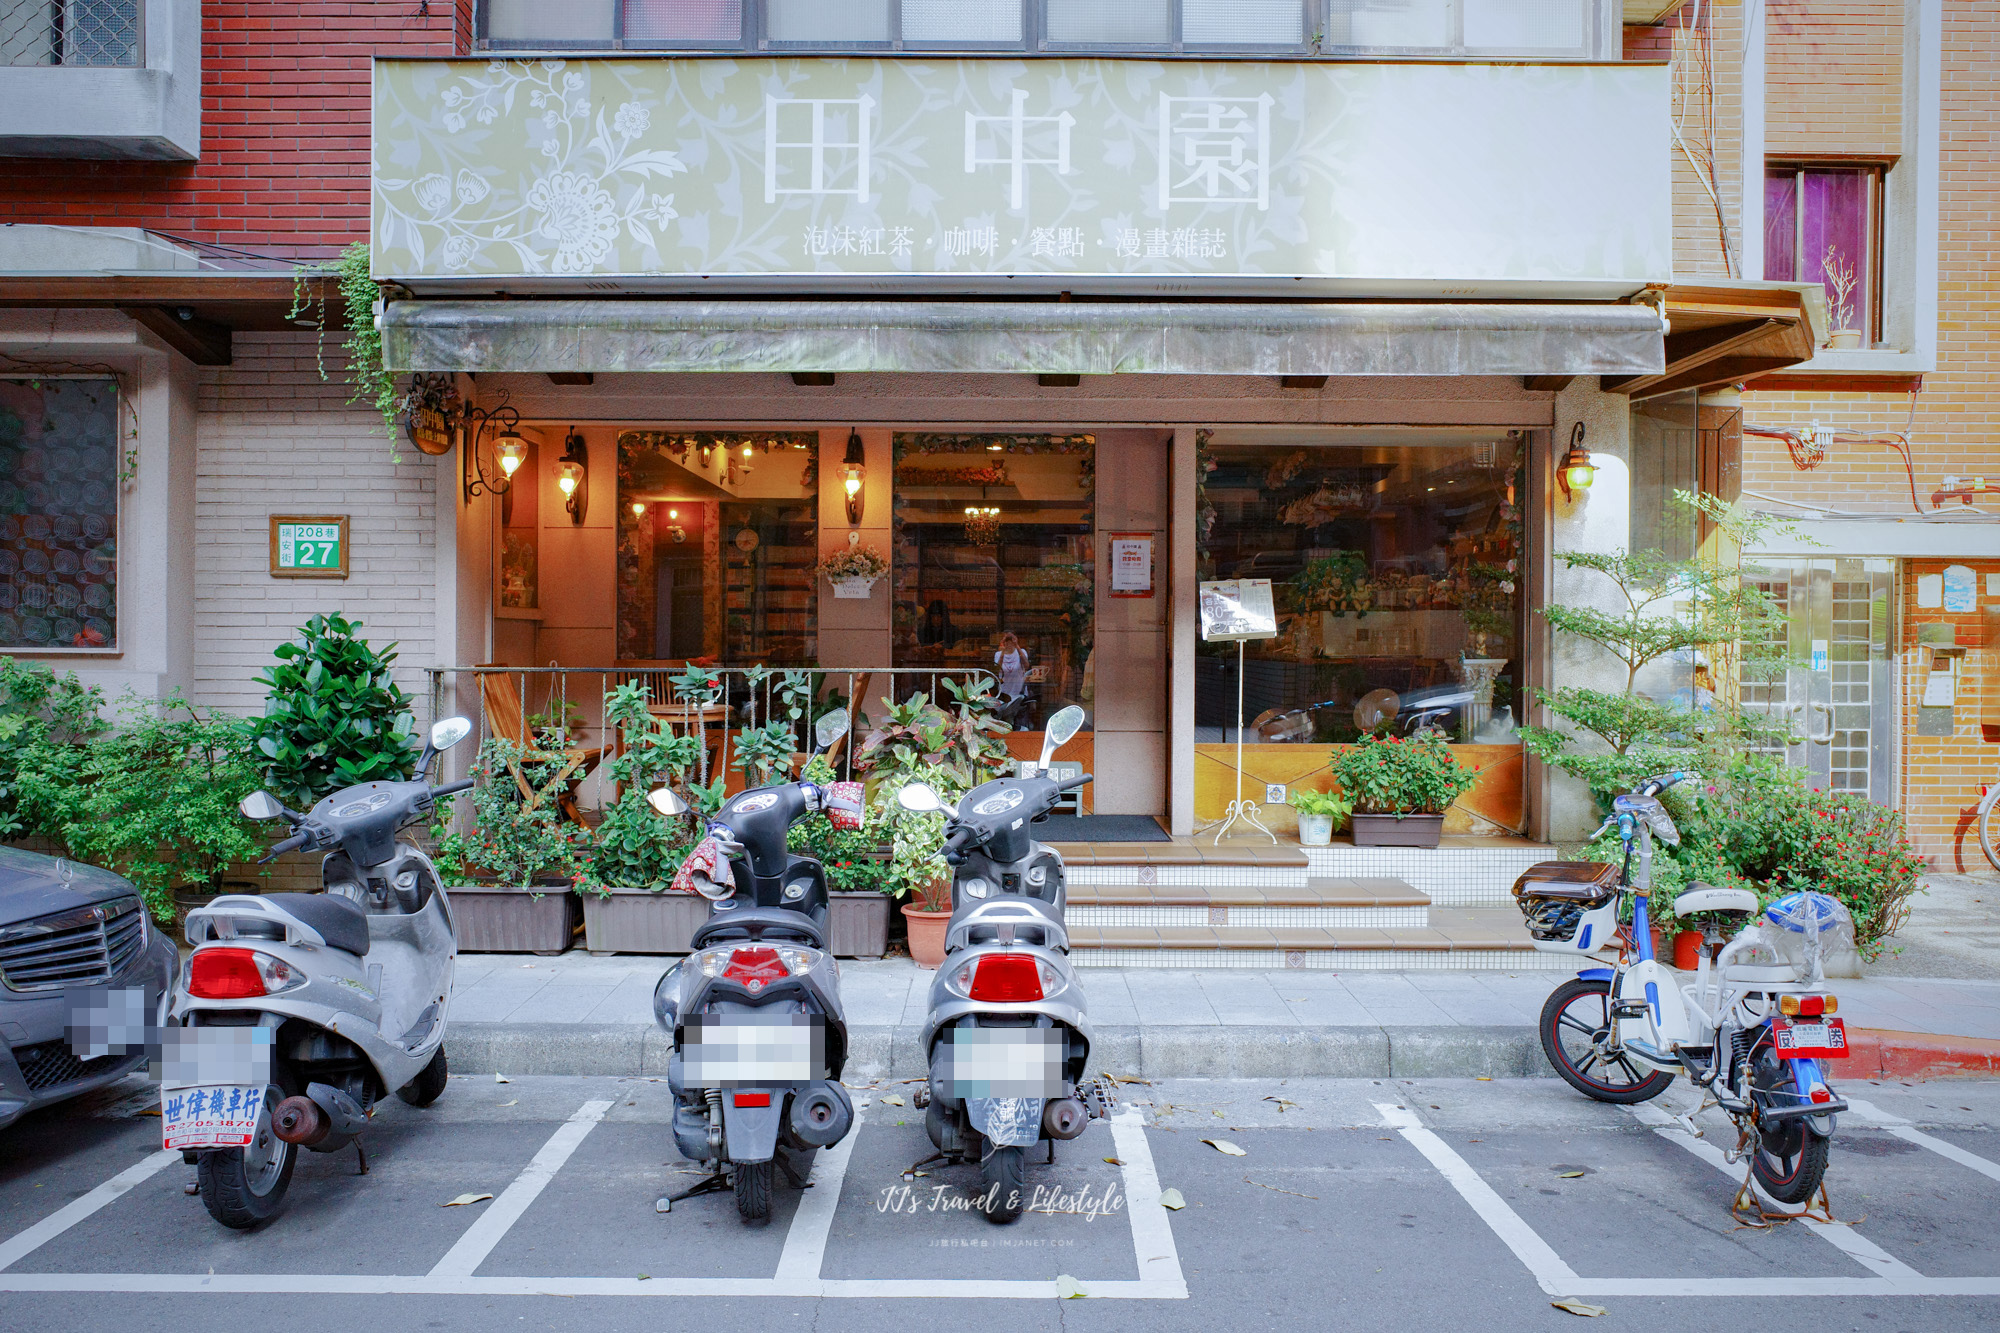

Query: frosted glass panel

[1047,0,1172,43]
[1463,0,1586,50]
[486,0,615,41]
[1183,0,1303,44]
[1325,0,1448,48]
[769,0,889,41]
[902,0,1023,42]
[624,0,742,41]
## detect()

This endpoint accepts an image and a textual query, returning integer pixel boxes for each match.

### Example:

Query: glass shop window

[1195,437,1524,747]
[0,380,119,650]
[1765,163,1882,348]
[615,432,817,664]
[892,434,1094,731]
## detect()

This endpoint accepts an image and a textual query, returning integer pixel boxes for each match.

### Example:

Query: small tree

[251,614,419,807]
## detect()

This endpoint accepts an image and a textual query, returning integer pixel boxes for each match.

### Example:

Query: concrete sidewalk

[444,953,2000,1081]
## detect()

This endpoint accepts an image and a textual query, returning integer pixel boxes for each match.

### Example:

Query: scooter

[163,716,475,1229]
[895,705,1111,1224]
[1528,771,1852,1207]
[648,708,859,1226]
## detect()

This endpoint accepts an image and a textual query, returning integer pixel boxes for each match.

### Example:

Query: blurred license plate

[162,1085,262,1150]
[941,1028,1062,1099]
[683,1014,824,1087]
[1774,1017,1848,1058]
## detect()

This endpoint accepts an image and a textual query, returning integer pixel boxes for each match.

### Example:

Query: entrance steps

[1046,836,1570,970]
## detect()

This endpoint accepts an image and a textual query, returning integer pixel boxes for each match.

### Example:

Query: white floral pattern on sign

[375,60,687,276]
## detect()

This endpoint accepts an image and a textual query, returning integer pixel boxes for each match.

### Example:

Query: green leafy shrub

[460,739,590,886]
[857,693,998,909]
[1328,731,1476,816]
[251,614,418,807]
[788,756,886,892]
[577,682,702,894]
[0,657,108,840]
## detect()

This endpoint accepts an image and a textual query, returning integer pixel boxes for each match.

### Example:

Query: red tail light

[189,948,267,1000]
[734,1092,772,1108]
[722,946,789,992]
[969,953,1044,1003]
[1809,1085,1834,1104]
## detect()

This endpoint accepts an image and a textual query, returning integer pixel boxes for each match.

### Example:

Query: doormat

[1036,814,1171,843]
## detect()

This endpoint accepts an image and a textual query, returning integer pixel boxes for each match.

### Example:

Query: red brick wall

[1899,560,2000,870]
[0,2,464,261]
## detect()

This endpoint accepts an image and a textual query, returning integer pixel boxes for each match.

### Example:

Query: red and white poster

[1109,533,1153,598]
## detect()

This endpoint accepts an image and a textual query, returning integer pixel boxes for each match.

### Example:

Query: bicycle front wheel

[1979,784,2000,873]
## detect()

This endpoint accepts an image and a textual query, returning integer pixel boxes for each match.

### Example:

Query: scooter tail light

[1779,994,1832,1018]
[189,948,270,1000]
[722,946,790,993]
[1809,1085,1834,1104]
[968,953,1044,1003]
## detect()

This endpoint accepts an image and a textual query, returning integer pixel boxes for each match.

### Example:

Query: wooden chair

[474,667,605,825]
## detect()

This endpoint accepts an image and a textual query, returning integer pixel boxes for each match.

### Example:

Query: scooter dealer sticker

[162,1085,262,1150]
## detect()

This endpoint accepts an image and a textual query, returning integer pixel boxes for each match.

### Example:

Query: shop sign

[270,516,349,580]
[1198,579,1277,642]
[373,58,1669,290]
[1109,533,1153,598]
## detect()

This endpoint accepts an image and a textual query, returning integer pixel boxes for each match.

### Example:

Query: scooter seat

[266,892,371,956]
[691,905,826,951]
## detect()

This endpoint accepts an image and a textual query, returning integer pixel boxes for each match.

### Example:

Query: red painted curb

[1842,1028,2000,1081]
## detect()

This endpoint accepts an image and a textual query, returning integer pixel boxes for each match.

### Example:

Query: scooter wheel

[197,1088,296,1230]
[397,1045,449,1108]
[1539,978,1674,1104]
[980,1146,1026,1225]
[735,1159,774,1226]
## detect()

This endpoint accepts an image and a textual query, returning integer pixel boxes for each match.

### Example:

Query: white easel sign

[1198,579,1278,642]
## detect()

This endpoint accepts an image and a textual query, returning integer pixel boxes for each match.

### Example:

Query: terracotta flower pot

[1648,923,1667,960]
[902,903,952,969]
[1672,928,1705,971]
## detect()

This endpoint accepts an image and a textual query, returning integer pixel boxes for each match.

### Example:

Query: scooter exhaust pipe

[1043,1097,1088,1140]
[272,1095,329,1146]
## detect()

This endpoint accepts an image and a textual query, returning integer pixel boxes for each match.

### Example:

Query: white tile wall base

[1070,947,1576,970]
[1301,844,1556,907]
[1069,864,1309,889]
[1069,905,1428,929]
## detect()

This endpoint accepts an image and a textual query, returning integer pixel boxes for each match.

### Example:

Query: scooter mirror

[648,787,691,817]
[238,790,283,821]
[896,783,944,814]
[429,716,473,751]
[812,707,850,753]
[1040,705,1087,767]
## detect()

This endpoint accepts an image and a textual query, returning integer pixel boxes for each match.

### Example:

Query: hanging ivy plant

[291,241,402,459]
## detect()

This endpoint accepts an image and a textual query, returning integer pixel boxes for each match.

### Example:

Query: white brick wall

[194,332,443,718]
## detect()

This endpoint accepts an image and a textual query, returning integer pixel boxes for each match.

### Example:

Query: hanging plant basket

[830,575,878,599]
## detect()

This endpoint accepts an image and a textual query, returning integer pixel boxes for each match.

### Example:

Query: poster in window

[1198,579,1277,641]
[1109,532,1153,597]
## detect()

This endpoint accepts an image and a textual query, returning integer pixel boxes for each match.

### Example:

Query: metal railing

[423,663,1000,796]
[1,0,141,67]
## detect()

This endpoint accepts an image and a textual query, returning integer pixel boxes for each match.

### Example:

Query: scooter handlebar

[431,778,476,798]
[1057,772,1094,792]
[261,831,310,864]
[942,824,980,866]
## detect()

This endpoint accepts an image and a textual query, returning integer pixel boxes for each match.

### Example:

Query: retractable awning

[380,300,1665,379]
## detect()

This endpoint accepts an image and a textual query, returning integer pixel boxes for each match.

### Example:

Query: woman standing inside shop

[994,630,1037,728]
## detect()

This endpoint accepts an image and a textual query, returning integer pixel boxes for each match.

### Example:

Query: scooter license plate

[161,1084,263,1151]
[1773,1017,1849,1058]
[941,1028,1063,1099]
[684,1015,825,1087]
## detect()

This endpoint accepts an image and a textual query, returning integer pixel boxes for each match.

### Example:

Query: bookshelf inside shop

[724,500,816,666]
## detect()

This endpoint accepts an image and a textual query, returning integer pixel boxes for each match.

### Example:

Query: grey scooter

[165,716,475,1228]
[896,705,1112,1224]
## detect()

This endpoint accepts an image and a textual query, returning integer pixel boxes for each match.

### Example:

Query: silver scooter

[648,709,859,1226]
[164,716,475,1228]
[896,705,1111,1224]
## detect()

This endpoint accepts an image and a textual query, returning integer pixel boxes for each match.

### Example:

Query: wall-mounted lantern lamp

[460,398,522,502]
[630,501,647,518]
[841,428,867,526]
[1557,421,1596,502]
[556,427,588,525]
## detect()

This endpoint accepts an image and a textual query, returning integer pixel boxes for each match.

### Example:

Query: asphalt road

[1,1070,1997,1332]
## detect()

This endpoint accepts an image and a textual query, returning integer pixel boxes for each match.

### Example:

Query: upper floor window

[0,0,140,67]
[479,0,1609,55]
[0,379,120,651]
[1764,161,1884,351]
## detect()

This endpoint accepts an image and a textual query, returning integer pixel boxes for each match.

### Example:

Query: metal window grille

[0,0,140,67]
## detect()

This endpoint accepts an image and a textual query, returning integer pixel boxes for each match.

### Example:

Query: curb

[445,1022,1558,1081]
[1846,1027,2000,1081]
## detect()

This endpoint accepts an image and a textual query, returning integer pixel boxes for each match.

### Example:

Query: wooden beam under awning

[1602,284,1820,400]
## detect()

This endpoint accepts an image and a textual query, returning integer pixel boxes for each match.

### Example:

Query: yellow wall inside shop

[1194,742,1527,835]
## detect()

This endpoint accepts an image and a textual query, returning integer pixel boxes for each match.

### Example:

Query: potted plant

[444,738,590,954]
[1329,730,1477,848]
[1821,244,1863,349]
[815,543,889,599]
[576,681,708,953]
[1287,787,1352,847]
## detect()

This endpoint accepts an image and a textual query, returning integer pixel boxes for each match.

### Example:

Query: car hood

[0,845,142,923]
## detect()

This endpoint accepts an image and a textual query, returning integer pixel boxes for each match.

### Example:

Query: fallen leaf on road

[1475,1076,1493,1082]
[494,1074,511,1084]
[1201,1138,1246,1156]
[1244,1176,1317,1201]
[1055,1275,1087,1299]
[442,1193,493,1207]
[500,1100,519,1107]
[1551,1299,1608,1317]
[880,1094,905,1107]
[1103,1157,1125,1166]
[1263,1097,1300,1112]
[1159,1188,1186,1210]
[638,1274,651,1281]
[1558,1171,1586,1179]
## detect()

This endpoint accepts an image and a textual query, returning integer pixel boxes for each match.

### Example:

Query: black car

[0,846,178,1130]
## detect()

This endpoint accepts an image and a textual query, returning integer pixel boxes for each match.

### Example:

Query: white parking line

[1626,1102,1922,1285]
[0,1148,179,1273]
[1375,1103,1580,1290]
[772,1096,868,1283]
[1112,1103,1189,1297]
[428,1098,613,1278]
[1846,1098,2000,1184]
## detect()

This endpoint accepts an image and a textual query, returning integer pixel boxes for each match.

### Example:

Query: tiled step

[1067,907,1574,971]
[1068,876,1429,929]
[1301,841,1559,907]
[1048,840,1312,890]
